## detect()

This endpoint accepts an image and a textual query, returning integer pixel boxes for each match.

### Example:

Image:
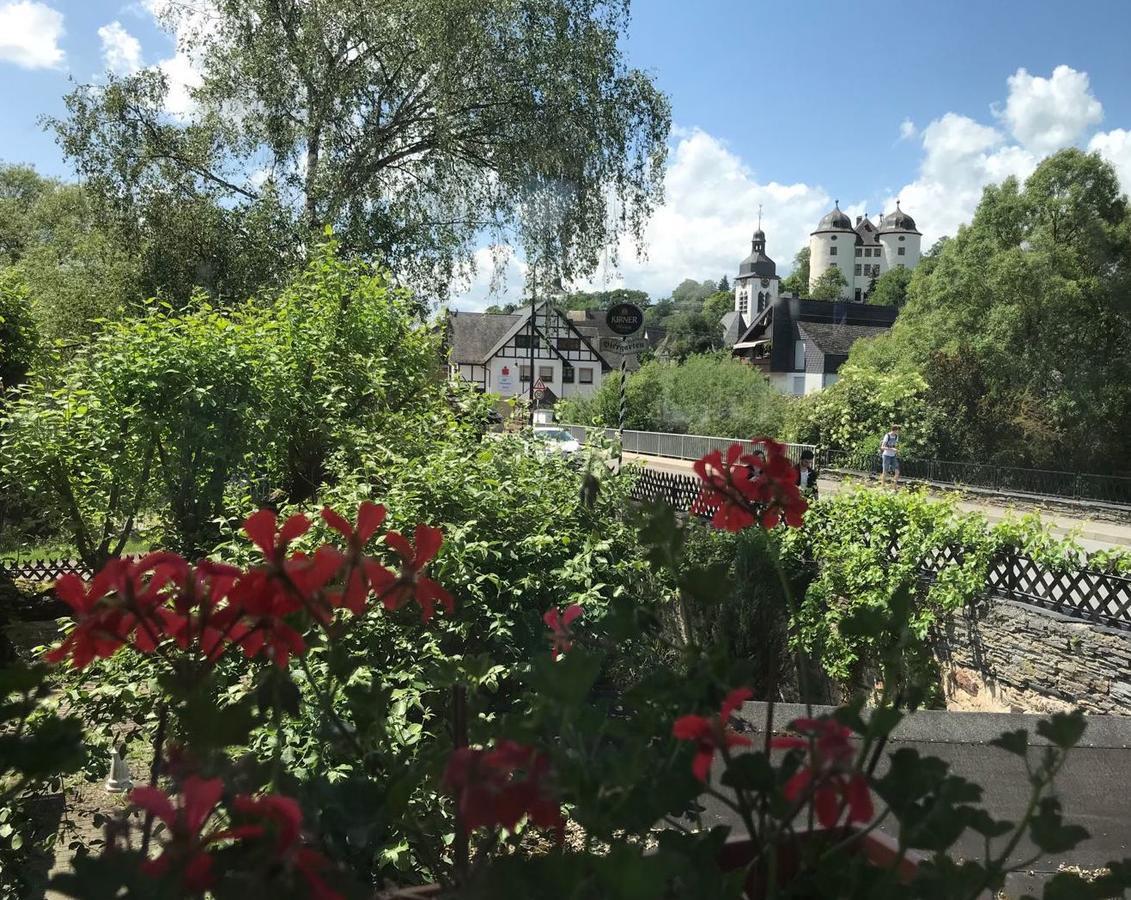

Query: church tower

[733,207,780,318]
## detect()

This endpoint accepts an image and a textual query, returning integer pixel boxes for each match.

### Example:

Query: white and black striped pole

[604,303,643,476]
[616,336,628,474]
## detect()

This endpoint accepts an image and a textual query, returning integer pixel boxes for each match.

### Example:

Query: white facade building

[446,302,611,402]
[808,201,922,301]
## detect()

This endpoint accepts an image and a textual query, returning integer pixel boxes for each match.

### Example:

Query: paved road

[700,702,1131,896]
[625,453,1131,553]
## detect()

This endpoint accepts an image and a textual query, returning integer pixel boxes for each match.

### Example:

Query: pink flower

[321,502,387,615]
[672,688,754,781]
[543,604,582,659]
[443,740,562,834]
[130,776,225,891]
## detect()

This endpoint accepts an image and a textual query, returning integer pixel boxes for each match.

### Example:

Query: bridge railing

[821,449,1131,505]
[629,467,1131,631]
[559,425,815,464]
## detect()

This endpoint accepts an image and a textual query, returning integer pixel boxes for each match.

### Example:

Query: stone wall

[934,599,1131,716]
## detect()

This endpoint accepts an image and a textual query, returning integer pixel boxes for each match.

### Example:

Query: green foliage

[815,149,1131,470]
[809,265,848,300]
[779,246,810,297]
[559,288,650,311]
[0,271,36,390]
[2,238,440,561]
[51,0,671,296]
[786,364,930,456]
[867,264,914,308]
[558,353,786,438]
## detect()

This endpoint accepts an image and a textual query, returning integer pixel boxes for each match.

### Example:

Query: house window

[855,288,862,301]
[556,337,580,351]
[855,248,862,257]
[792,376,805,395]
[854,264,862,276]
[898,235,906,241]
[520,365,532,382]
[562,365,575,383]
[539,366,554,383]
[794,340,805,370]
[897,247,906,256]
[579,367,594,384]
[829,245,838,256]
[515,334,540,349]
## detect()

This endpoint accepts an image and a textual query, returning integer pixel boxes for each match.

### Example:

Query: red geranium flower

[691,439,808,532]
[443,740,562,834]
[771,717,873,827]
[367,524,453,622]
[130,776,226,892]
[244,509,312,563]
[230,795,341,899]
[672,687,754,781]
[543,604,582,659]
[321,502,387,615]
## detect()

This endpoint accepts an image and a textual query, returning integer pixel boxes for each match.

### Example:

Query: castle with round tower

[807,201,922,301]
[731,201,923,313]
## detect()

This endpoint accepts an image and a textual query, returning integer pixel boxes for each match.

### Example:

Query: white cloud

[0,1,64,69]
[157,49,202,119]
[98,20,142,75]
[1000,65,1102,154]
[899,118,917,141]
[1088,128,1131,196]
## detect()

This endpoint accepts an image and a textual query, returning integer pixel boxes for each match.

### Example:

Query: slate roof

[815,205,853,231]
[854,216,880,245]
[797,322,891,356]
[879,203,920,235]
[447,311,521,364]
[738,249,777,277]
[720,310,746,348]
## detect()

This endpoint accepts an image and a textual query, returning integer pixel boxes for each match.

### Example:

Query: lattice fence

[630,468,1131,631]
[1,558,90,583]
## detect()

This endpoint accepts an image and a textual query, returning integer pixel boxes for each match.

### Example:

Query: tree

[559,288,649,311]
[559,353,786,437]
[51,0,671,297]
[718,275,730,292]
[867,266,914,308]
[671,278,718,308]
[483,303,519,315]
[809,266,847,301]
[701,290,734,327]
[779,247,810,296]
[807,148,1131,470]
[0,271,37,390]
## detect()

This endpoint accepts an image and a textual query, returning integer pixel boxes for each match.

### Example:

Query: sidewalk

[624,453,1131,552]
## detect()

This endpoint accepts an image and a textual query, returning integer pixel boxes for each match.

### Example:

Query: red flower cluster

[442,740,563,834]
[543,604,583,659]
[691,438,807,532]
[672,688,754,781]
[47,503,452,670]
[130,778,339,897]
[771,717,874,828]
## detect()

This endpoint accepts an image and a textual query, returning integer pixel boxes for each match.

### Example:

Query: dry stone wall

[935,599,1131,716]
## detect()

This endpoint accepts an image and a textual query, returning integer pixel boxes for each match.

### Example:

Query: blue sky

[3,0,1131,304]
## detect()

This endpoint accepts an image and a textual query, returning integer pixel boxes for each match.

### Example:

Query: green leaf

[720,752,774,792]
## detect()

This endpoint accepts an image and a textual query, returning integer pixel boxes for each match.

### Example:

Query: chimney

[856,215,862,225]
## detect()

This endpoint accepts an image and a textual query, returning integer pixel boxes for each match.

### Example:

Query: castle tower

[733,207,780,318]
[877,200,922,273]
[808,202,856,300]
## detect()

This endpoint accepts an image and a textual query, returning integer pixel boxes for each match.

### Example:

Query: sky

[3,0,1131,308]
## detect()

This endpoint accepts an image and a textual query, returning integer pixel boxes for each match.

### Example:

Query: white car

[533,426,582,454]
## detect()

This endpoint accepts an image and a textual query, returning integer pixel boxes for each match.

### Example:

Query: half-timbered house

[445,303,612,401]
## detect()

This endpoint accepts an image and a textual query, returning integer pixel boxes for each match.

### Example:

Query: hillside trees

[793,149,1131,470]
[779,247,810,296]
[809,266,847,301]
[867,265,913,308]
[557,352,786,437]
[52,0,671,296]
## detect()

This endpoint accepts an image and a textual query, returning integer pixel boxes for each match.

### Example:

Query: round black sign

[605,303,644,336]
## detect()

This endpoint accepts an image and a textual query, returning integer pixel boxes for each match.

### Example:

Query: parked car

[532,426,582,455]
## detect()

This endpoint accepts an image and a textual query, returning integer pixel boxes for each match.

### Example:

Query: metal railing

[559,425,816,464]
[821,450,1131,506]
[629,468,1131,630]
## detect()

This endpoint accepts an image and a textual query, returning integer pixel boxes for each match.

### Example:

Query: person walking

[879,424,900,487]
[796,449,819,499]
